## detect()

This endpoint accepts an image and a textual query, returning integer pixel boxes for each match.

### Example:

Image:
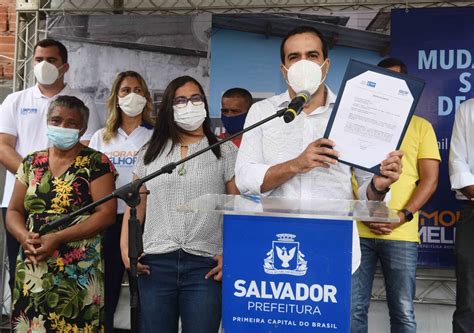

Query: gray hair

[47,95,89,129]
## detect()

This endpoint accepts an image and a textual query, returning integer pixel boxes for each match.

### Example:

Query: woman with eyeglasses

[120,76,239,333]
[89,71,154,332]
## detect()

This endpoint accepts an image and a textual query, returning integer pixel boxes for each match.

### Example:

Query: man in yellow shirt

[351,58,441,333]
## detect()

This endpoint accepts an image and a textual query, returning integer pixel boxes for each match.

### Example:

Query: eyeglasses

[173,94,204,108]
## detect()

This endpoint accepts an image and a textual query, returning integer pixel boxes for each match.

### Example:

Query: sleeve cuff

[0,126,17,136]
[450,172,474,190]
[358,180,370,200]
[236,163,272,196]
[358,178,391,203]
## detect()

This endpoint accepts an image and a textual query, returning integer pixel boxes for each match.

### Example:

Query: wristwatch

[400,208,414,222]
[370,178,390,195]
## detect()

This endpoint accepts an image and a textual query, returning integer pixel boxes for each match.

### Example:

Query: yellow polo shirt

[357,115,441,243]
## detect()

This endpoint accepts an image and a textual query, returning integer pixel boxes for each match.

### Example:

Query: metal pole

[0,232,11,330]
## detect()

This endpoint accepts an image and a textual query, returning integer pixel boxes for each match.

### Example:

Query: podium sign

[223,214,352,333]
[178,195,398,333]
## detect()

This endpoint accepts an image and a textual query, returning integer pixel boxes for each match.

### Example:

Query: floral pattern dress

[11,147,116,333]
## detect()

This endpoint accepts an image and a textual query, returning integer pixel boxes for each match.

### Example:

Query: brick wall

[0,0,15,80]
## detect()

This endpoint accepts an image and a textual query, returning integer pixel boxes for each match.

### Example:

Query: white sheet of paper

[328,70,413,169]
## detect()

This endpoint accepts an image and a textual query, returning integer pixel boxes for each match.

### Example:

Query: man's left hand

[373,150,404,192]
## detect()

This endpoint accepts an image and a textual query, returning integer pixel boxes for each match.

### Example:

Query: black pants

[104,213,126,333]
[454,203,474,333]
[1,207,20,295]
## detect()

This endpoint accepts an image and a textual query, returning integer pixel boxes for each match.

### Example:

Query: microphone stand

[39,106,289,332]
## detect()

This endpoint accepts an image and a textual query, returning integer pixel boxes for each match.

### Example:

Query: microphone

[283,91,311,123]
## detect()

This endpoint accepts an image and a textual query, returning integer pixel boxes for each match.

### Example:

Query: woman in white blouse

[89,71,154,333]
[120,75,239,333]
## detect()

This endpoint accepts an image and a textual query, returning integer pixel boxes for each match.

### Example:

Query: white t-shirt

[0,84,100,207]
[89,126,153,213]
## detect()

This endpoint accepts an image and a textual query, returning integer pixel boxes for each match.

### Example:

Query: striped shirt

[134,138,237,258]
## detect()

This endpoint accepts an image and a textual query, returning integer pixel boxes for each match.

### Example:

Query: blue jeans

[351,237,417,333]
[138,250,222,333]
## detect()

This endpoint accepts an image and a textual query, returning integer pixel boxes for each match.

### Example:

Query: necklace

[177,163,186,176]
[178,144,188,176]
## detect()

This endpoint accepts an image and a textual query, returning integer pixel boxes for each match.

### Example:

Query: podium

[180,194,398,333]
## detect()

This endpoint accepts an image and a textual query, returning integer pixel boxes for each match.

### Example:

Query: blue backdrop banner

[223,215,352,332]
[391,7,474,267]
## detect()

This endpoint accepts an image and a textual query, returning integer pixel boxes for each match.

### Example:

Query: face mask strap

[57,63,65,74]
[282,65,291,86]
[319,59,329,85]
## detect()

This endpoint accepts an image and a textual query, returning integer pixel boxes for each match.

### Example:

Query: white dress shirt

[235,87,380,273]
[449,98,474,200]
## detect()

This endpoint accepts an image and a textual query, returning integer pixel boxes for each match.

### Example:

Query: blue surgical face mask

[47,125,80,150]
[221,112,248,135]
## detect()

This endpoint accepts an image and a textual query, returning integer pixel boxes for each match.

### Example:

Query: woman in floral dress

[6,95,117,332]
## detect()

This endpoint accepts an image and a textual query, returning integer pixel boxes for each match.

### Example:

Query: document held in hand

[324,60,425,175]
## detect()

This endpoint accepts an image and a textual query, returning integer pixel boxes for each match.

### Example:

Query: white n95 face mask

[118,93,147,117]
[34,61,61,85]
[173,102,207,132]
[285,59,328,95]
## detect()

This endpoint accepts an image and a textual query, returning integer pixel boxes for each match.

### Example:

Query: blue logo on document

[367,81,376,88]
[398,89,409,96]
[264,233,308,276]
[20,108,38,115]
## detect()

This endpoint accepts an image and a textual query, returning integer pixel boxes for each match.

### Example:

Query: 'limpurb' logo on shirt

[367,81,376,88]
[20,107,38,115]
[264,234,308,276]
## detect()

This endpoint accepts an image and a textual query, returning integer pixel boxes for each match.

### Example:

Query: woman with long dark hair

[120,76,239,333]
